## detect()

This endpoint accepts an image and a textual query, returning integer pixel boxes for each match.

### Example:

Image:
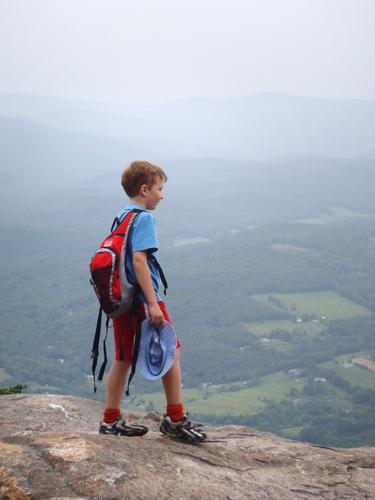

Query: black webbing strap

[91,307,110,393]
[125,289,143,397]
[112,208,144,235]
[110,216,120,233]
[125,315,142,396]
[149,255,168,295]
[91,306,103,394]
[98,316,110,381]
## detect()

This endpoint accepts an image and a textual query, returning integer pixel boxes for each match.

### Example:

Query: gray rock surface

[1,394,375,499]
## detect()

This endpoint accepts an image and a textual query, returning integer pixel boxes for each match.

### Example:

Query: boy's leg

[102,311,136,423]
[160,347,207,442]
[155,302,184,421]
[162,348,184,422]
[104,359,131,409]
[100,357,148,436]
[100,311,147,436]
[162,348,181,405]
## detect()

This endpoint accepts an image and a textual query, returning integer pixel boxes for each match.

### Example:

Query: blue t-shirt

[117,203,161,303]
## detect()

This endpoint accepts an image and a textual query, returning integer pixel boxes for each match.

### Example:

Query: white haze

[0,0,375,105]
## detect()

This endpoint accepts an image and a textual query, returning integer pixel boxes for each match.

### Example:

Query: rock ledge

[1,394,375,499]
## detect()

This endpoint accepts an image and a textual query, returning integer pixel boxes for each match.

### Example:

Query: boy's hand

[148,302,166,329]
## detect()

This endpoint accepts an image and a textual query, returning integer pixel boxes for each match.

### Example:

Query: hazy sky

[1,0,374,105]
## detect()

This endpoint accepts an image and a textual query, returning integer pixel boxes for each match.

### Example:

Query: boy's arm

[133,251,166,328]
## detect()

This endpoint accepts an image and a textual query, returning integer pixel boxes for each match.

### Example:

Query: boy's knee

[112,359,132,372]
[116,359,132,367]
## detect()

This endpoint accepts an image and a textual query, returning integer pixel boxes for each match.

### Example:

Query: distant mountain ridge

[0,113,135,199]
[1,92,374,160]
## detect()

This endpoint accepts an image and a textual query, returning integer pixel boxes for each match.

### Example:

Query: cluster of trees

[0,384,27,395]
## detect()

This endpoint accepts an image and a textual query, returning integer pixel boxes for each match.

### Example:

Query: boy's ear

[139,184,148,196]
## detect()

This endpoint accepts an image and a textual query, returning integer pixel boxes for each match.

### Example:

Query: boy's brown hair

[121,161,167,198]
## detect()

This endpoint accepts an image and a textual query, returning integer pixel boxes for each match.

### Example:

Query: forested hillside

[1,155,375,447]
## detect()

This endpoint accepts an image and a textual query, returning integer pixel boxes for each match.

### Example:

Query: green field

[319,352,375,390]
[173,237,210,247]
[128,367,355,421]
[271,243,310,253]
[251,290,371,320]
[247,319,323,337]
[246,290,370,341]
[125,290,373,419]
[281,426,304,439]
[294,206,371,225]
[125,289,374,424]
[256,338,295,353]
[0,368,10,384]
[129,371,307,417]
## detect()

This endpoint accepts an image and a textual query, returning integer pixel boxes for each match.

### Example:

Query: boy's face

[142,178,164,210]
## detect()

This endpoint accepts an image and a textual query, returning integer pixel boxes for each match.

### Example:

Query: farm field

[251,290,371,320]
[17,378,63,394]
[130,371,308,417]
[0,368,10,383]
[246,319,323,337]
[281,426,304,439]
[258,338,295,353]
[173,237,210,247]
[319,352,375,390]
[123,290,374,428]
[293,205,372,225]
[129,369,354,421]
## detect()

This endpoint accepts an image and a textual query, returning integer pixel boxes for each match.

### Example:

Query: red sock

[103,408,121,423]
[167,403,184,423]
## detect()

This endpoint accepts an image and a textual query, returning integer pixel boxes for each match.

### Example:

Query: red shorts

[113,301,181,363]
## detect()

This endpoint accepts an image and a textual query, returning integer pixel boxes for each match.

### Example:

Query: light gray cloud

[0,0,374,104]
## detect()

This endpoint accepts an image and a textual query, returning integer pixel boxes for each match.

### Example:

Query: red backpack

[89,208,168,393]
[89,209,143,392]
[90,209,143,317]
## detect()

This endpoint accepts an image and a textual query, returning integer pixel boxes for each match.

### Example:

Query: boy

[99,161,206,442]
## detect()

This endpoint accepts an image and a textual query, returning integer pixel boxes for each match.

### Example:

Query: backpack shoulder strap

[110,217,120,233]
[111,208,145,233]
[149,255,168,296]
